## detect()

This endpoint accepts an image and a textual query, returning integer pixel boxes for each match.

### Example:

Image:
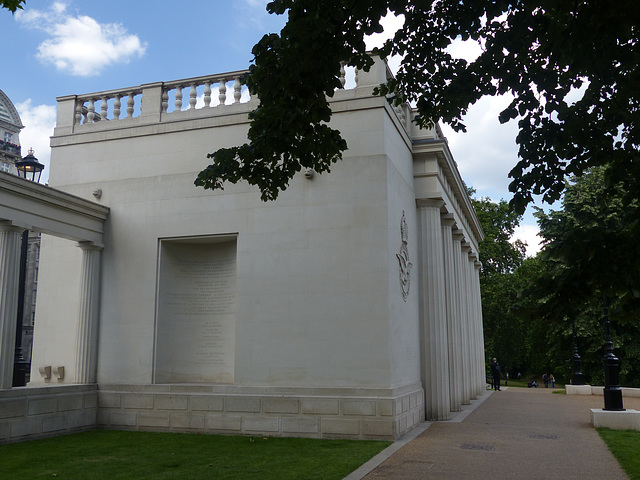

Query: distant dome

[0,89,24,130]
[0,89,24,174]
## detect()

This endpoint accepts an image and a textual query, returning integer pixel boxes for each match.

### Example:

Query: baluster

[394,103,401,119]
[101,96,108,120]
[87,98,95,123]
[161,89,168,113]
[113,95,121,119]
[234,78,242,103]
[189,83,197,109]
[75,101,83,125]
[218,79,226,105]
[354,67,359,87]
[339,62,346,88]
[126,92,134,118]
[204,81,211,107]
[175,85,183,111]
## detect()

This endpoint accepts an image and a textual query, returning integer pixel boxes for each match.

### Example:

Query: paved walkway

[346,387,640,479]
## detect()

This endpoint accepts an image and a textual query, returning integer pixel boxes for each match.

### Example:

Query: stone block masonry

[0,383,423,443]
[0,385,97,444]
[96,384,425,440]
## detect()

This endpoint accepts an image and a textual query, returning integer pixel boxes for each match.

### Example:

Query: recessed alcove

[154,235,237,384]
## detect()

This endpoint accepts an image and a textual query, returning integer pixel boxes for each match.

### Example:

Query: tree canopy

[196,0,640,213]
[516,167,640,385]
[533,167,640,322]
[470,192,529,373]
[0,0,25,13]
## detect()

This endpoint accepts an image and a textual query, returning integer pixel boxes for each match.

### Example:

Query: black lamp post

[602,296,624,411]
[571,318,584,385]
[12,148,44,387]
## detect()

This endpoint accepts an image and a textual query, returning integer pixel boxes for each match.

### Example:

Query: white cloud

[364,11,404,51]
[447,37,483,63]
[513,224,542,258]
[442,94,519,200]
[15,100,56,184]
[16,1,147,76]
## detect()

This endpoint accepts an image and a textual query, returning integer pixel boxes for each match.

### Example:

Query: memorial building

[1,57,485,442]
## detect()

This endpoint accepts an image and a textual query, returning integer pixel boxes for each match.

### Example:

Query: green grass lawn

[499,378,565,389]
[598,428,640,480]
[0,430,391,480]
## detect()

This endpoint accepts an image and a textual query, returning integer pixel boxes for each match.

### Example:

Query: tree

[533,167,640,319]
[522,167,640,385]
[1,0,25,12]
[470,192,528,374]
[196,0,640,215]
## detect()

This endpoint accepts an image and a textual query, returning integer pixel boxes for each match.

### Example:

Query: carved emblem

[396,211,412,301]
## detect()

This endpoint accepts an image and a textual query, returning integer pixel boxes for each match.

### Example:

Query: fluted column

[458,242,473,403]
[75,242,103,384]
[451,232,466,406]
[473,260,485,396]
[467,253,481,397]
[416,199,451,420]
[0,223,23,389]
[441,216,462,412]
[463,249,478,400]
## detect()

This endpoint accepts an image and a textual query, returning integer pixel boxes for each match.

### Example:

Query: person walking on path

[550,374,555,388]
[490,357,501,391]
[543,373,549,388]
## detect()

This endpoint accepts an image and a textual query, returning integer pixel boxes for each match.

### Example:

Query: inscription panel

[155,239,236,383]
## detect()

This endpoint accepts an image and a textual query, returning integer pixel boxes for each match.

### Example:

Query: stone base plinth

[566,385,593,395]
[96,383,425,440]
[591,408,640,431]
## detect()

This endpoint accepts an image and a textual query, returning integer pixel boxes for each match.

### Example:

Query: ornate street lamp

[13,148,44,386]
[15,148,44,183]
[602,296,624,411]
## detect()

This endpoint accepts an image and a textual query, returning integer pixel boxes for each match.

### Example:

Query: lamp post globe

[15,148,44,183]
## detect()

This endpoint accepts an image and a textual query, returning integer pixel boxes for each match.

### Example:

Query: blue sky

[0,0,545,254]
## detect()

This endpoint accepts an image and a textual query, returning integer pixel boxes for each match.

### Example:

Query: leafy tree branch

[196,0,640,214]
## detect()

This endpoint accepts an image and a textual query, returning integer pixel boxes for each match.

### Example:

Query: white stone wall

[23,57,484,439]
[0,385,97,444]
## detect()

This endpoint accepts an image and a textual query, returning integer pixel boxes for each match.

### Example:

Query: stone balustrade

[71,70,251,126]
[54,57,414,136]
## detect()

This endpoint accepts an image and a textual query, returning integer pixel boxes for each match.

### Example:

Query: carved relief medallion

[396,211,412,301]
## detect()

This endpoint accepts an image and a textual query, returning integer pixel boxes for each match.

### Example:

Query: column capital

[76,241,104,251]
[440,213,456,228]
[416,198,445,209]
[0,221,25,234]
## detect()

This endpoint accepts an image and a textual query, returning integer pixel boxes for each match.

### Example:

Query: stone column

[451,232,466,406]
[0,223,23,389]
[441,216,461,412]
[416,199,451,420]
[464,250,479,400]
[459,242,473,403]
[467,253,481,397]
[75,242,103,384]
[474,260,485,396]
